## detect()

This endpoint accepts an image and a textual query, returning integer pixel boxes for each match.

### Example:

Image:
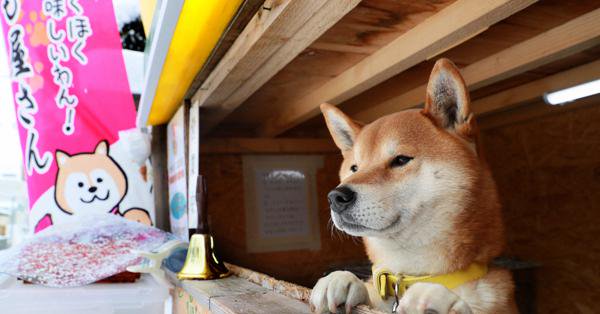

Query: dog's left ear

[422,58,477,140]
[94,140,109,155]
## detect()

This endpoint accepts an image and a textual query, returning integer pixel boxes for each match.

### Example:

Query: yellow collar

[373,263,488,299]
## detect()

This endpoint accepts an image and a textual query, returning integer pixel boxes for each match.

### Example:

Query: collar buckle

[391,281,401,313]
[375,271,408,300]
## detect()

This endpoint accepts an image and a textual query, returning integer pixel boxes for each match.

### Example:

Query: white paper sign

[256,169,310,238]
[187,104,199,229]
[243,155,322,253]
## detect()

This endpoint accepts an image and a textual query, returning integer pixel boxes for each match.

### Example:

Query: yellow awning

[147,0,243,125]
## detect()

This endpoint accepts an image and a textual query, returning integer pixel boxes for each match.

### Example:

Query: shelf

[169,263,383,314]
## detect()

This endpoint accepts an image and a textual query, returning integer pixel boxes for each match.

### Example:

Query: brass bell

[177,175,230,280]
[177,233,230,280]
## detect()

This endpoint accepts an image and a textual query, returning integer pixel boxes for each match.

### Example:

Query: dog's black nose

[88,186,97,193]
[327,186,356,213]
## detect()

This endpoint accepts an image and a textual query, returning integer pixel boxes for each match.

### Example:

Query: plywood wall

[200,153,369,287]
[480,100,600,313]
[198,98,599,312]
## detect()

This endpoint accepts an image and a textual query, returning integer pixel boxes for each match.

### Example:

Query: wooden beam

[309,42,379,55]
[472,59,600,116]
[151,125,170,231]
[256,0,537,137]
[200,138,337,154]
[352,8,600,122]
[479,94,600,131]
[193,0,361,134]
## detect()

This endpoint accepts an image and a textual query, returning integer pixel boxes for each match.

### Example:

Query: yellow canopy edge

[148,0,244,125]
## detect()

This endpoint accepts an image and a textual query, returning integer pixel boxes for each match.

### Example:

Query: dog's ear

[55,150,71,168]
[94,140,109,155]
[422,58,477,140]
[321,103,362,151]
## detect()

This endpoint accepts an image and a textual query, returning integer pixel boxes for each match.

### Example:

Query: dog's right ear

[94,140,109,155]
[56,150,70,168]
[423,58,477,140]
[321,103,362,151]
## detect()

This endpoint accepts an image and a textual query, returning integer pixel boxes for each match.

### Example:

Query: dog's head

[323,59,500,250]
[55,140,128,215]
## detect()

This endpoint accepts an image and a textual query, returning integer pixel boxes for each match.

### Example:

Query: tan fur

[122,208,153,226]
[312,59,515,313]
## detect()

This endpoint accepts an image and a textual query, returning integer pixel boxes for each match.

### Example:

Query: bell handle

[190,175,209,237]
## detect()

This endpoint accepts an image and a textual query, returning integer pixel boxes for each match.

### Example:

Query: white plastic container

[0,274,170,314]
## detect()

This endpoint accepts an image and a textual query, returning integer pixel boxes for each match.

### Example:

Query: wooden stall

[145,0,600,313]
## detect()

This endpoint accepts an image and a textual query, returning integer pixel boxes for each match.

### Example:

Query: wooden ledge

[200,138,338,154]
[170,263,383,314]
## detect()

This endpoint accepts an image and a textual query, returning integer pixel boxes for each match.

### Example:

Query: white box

[0,274,170,314]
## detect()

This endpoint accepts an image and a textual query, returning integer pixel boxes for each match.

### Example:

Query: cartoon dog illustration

[54,140,127,216]
[35,140,152,231]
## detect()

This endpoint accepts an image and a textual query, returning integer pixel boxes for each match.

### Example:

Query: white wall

[0,30,23,181]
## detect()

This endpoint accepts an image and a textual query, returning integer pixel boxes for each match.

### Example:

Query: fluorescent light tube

[544,78,600,105]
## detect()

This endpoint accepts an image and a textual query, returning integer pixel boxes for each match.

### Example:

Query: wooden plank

[227,263,384,314]
[310,42,379,55]
[180,276,266,309]
[196,0,361,135]
[352,8,600,122]
[150,124,169,230]
[192,0,325,106]
[211,291,311,314]
[479,94,600,131]
[218,0,457,132]
[227,263,311,302]
[184,0,265,99]
[472,59,600,115]
[256,0,537,137]
[174,268,383,314]
[166,264,382,314]
[200,138,337,154]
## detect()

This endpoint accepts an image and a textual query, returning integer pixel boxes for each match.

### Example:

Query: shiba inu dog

[310,59,515,313]
[53,140,152,225]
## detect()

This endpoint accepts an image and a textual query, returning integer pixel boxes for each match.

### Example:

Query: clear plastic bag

[0,214,174,287]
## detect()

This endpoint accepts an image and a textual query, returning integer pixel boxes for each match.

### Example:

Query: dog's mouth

[81,191,110,204]
[334,213,400,234]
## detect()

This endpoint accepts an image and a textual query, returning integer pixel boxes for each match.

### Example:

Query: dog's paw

[310,271,369,313]
[398,282,472,314]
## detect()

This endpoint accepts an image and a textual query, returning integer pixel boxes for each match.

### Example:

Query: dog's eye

[350,165,358,173]
[77,182,84,188]
[97,178,103,183]
[391,155,413,168]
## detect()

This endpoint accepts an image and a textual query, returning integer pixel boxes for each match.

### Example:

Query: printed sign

[187,104,199,230]
[167,105,188,241]
[242,155,322,253]
[0,1,154,232]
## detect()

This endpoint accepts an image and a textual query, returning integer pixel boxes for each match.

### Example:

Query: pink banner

[1,1,153,232]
